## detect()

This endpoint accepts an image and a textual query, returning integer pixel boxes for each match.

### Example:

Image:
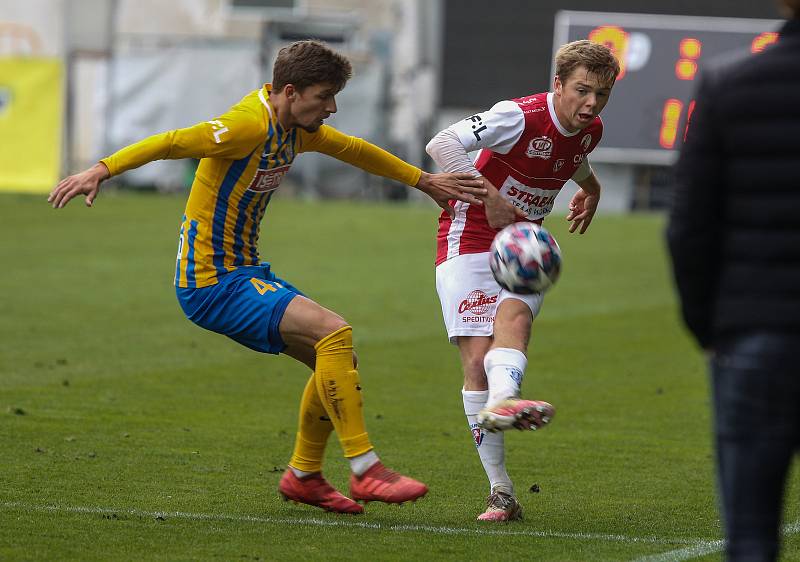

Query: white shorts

[435,252,543,344]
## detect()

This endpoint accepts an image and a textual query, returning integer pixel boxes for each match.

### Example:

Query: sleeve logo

[464,114,488,141]
[207,120,229,144]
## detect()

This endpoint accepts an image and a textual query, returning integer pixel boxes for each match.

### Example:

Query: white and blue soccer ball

[489,222,562,294]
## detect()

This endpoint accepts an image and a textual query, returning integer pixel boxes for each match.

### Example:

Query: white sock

[485,347,527,406]
[349,450,379,476]
[463,389,513,494]
[290,467,315,478]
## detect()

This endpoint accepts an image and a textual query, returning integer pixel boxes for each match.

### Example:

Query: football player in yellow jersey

[49,40,486,514]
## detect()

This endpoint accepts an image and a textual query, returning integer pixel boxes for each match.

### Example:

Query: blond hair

[555,40,620,87]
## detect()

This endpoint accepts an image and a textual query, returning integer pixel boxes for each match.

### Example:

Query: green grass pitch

[1,191,798,561]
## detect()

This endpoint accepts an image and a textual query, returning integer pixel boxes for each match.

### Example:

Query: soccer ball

[489,222,562,294]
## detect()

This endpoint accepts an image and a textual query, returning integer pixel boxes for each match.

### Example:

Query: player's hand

[415,172,487,219]
[566,188,599,234]
[48,163,110,209]
[482,178,526,229]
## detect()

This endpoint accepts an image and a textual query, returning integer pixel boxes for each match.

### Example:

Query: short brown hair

[555,40,620,87]
[272,40,352,92]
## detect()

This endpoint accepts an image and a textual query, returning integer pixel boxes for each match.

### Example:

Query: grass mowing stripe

[1,501,701,545]
[632,519,800,562]
[631,540,725,562]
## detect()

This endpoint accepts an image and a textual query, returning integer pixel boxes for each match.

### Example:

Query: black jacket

[667,18,800,349]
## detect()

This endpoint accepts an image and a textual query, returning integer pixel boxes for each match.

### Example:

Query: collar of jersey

[547,92,580,138]
[259,83,286,136]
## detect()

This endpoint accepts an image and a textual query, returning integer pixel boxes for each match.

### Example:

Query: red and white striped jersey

[435,92,603,265]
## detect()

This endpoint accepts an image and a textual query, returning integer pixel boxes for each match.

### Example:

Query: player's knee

[315,314,350,346]
[509,311,532,332]
[323,317,349,337]
[316,308,347,333]
[501,299,533,322]
[496,306,532,336]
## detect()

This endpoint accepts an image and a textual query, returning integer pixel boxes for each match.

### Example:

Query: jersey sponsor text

[248,165,290,192]
[499,176,560,220]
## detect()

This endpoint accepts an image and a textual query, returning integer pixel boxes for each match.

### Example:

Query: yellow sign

[0,58,63,193]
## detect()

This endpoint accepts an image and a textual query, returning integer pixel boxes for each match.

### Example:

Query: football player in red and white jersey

[426,40,620,521]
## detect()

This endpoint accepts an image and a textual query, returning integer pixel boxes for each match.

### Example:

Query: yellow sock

[288,372,333,473]
[314,326,373,458]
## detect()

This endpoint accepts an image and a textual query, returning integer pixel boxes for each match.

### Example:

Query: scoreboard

[553,11,781,165]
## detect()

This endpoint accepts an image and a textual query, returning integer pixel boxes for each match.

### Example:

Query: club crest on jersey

[247,165,290,192]
[553,158,565,172]
[580,134,592,151]
[526,136,553,159]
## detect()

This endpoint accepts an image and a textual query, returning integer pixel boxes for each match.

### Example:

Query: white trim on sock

[462,388,489,416]
[290,467,315,479]
[349,450,379,476]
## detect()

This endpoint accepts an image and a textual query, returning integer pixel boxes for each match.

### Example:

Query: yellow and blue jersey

[101,84,422,288]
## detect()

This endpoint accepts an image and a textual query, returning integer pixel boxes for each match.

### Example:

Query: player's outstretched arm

[415,172,486,219]
[301,126,487,216]
[48,162,110,209]
[479,176,526,229]
[567,172,601,234]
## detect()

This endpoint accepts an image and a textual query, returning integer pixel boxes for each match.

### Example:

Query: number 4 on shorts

[250,278,277,295]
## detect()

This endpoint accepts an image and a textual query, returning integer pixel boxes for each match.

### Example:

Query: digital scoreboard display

[553,11,781,165]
